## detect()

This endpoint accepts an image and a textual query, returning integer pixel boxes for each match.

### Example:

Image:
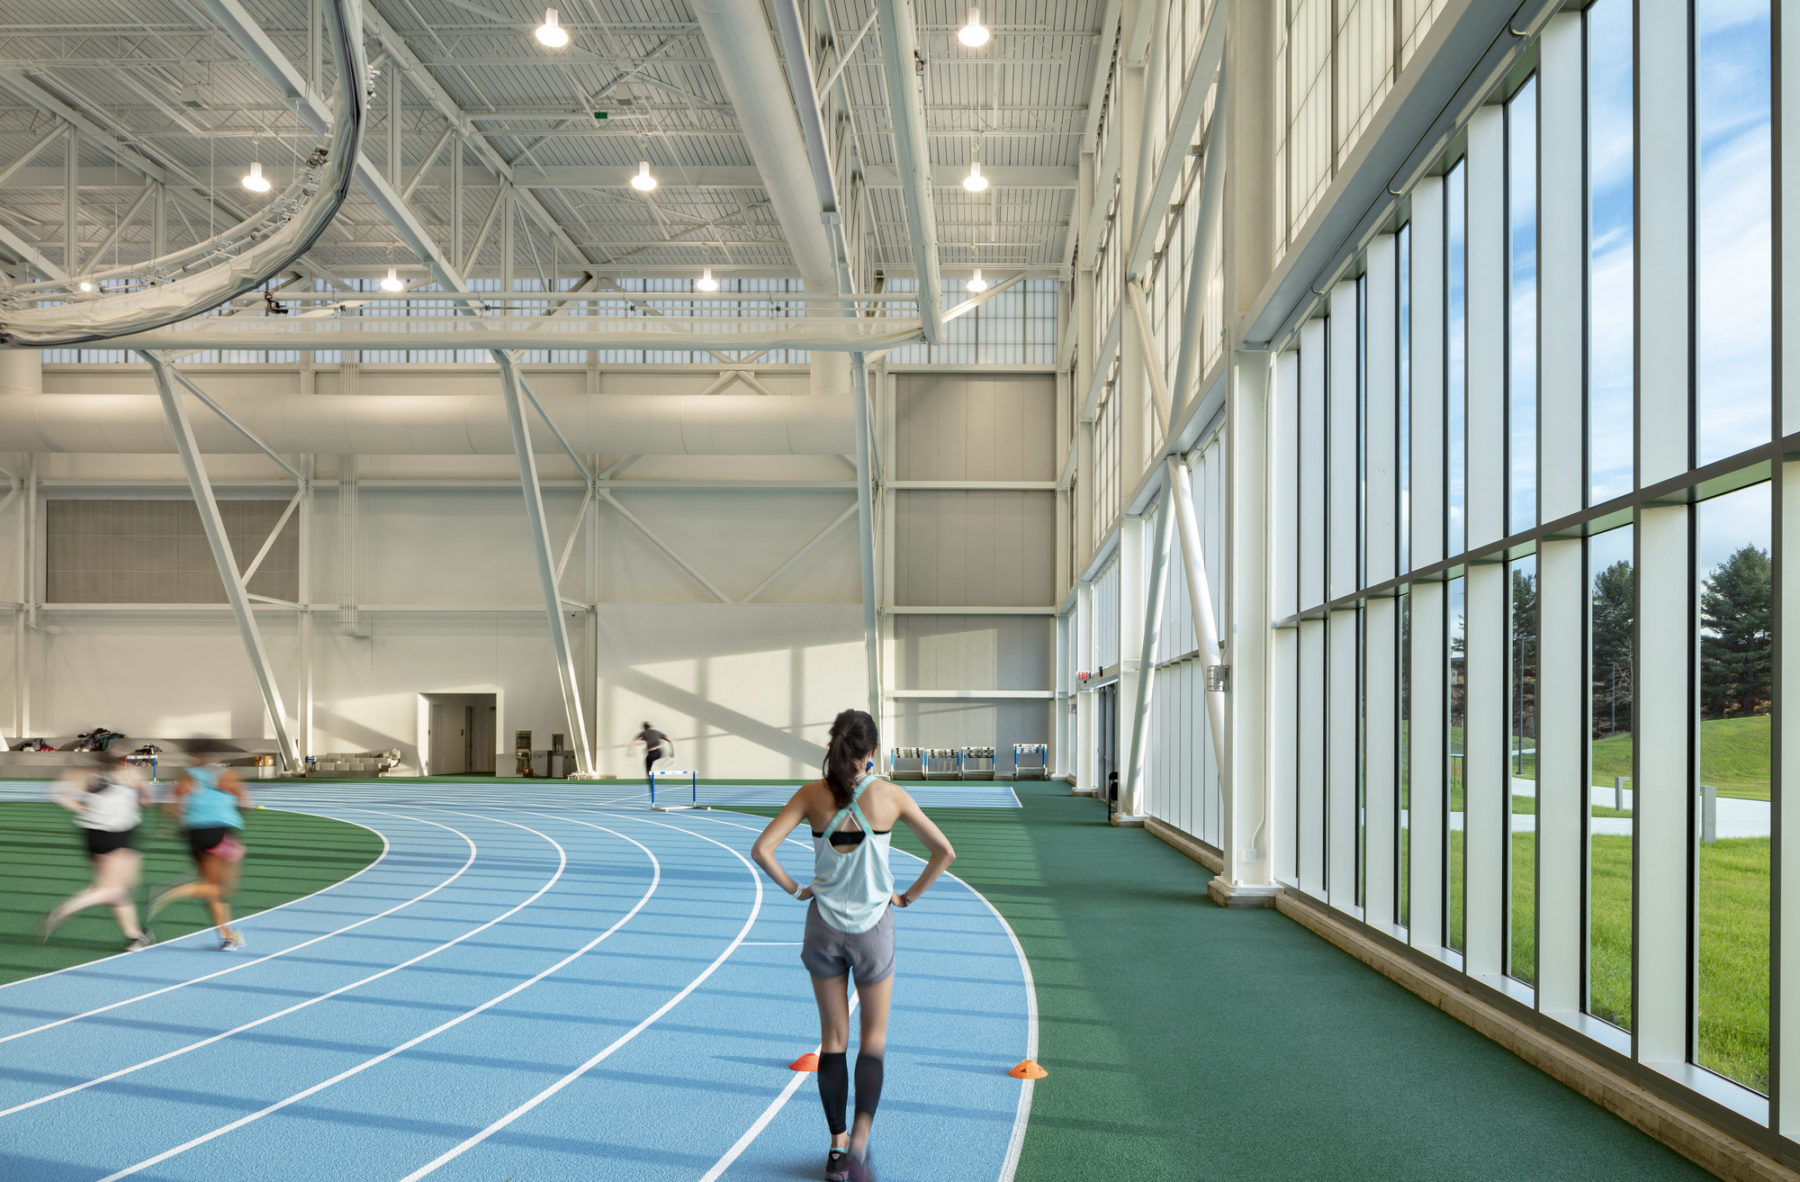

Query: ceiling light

[967,268,988,293]
[630,160,658,192]
[380,266,405,293]
[696,267,719,293]
[242,161,272,193]
[963,161,988,192]
[77,280,95,292]
[535,8,570,48]
[959,7,990,48]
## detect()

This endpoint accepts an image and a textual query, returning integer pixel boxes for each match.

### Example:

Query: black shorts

[187,827,233,859]
[83,827,136,856]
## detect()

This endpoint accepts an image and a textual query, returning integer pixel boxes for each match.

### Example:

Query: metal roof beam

[871,0,944,342]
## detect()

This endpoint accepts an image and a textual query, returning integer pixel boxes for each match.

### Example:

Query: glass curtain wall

[1268,0,1785,1124]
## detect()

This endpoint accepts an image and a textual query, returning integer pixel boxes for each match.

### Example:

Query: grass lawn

[1438,829,1766,1091]
[0,801,383,985]
[1508,716,1768,801]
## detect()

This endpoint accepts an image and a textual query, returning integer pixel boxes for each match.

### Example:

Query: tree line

[1445,543,1771,742]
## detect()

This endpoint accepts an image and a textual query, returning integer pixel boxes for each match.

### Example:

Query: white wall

[887,374,1057,753]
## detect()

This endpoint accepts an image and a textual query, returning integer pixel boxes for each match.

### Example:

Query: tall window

[1587,0,1633,503]
[1695,3,1773,466]
[1506,80,1537,533]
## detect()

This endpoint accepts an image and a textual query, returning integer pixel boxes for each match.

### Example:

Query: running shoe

[218,928,245,951]
[825,1147,851,1181]
[125,931,155,952]
[847,1149,878,1182]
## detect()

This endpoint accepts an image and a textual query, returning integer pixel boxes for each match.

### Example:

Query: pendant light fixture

[959,7,991,48]
[630,160,658,192]
[242,161,272,193]
[535,8,570,48]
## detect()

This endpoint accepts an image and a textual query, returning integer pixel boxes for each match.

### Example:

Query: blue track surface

[0,781,1037,1182]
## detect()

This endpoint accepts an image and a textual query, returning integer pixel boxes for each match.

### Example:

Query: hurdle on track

[649,768,703,810]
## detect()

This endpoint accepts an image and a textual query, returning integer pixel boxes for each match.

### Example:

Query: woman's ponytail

[823,708,879,808]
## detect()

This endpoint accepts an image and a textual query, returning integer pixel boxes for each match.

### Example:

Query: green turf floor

[0,802,385,985]
[741,782,1713,1180]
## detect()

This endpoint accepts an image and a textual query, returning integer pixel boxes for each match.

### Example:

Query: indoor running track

[0,780,1037,1182]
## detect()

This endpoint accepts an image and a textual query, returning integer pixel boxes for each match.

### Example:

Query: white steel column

[144,353,299,772]
[4,348,39,743]
[1076,579,1097,794]
[1114,511,1149,822]
[1780,461,1800,1135]
[1366,594,1398,928]
[1464,561,1507,982]
[1409,581,1446,950]
[1536,537,1583,1014]
[1411,175,1446,570]
[1121,488,1172,820]
[1638,1,1692,487]
[1270,350,1300,886]
[1538,14,1584,525]
[497,359,594,777]
[1326,607,1359,909]
[1366,235,1398,584]
[1327,282,1357,600]
[1325,282,1359,910]
[1635,504,1691,1067]
[1465,107,1506,549]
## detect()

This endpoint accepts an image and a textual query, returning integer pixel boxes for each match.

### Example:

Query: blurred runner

[41,750,157,951]
[149,739,251,950]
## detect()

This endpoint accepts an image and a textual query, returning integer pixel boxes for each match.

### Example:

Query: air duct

[0,392,852,455]
[691,0,836,289]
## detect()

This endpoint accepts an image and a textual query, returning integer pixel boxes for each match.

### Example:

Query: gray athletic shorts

[801,900,895,985]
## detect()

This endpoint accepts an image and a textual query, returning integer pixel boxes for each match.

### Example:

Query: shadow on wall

[605,661,828,776]
[310,705,418,772]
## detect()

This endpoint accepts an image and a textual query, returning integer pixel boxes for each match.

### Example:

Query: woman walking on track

[752,708,957,1182]
[41,750,157,950]
[149,739,251,950]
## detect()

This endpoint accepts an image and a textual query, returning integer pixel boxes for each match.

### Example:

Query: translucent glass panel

[1446,163,1467,556]
[1286,0,1336,235]
[1398,225,1412,576]
[1448,575,1466,953]
[1587,524,1633,1031]
[1507,555,1537,985]
[1587,0,1634,504]
[1399,587,1411,930]
[1695,482,1772,1092]
[1695,3,1773,466]
[1506,81,1537,533]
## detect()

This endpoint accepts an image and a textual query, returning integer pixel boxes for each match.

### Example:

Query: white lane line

[697,991,861,1182]
[738,941,803,947]
[0,811,474,1045]
[96,818,663,1182]
[680,808,1041,1182]
[394,809,767,1182]
[0,806,393,994]
[1,812,568,1121]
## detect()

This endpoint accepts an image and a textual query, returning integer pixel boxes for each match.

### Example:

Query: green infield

[0,801,385,986]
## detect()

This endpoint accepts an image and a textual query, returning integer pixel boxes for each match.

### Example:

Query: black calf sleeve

[853,1053,884,1121]
[817,1051,849,1135]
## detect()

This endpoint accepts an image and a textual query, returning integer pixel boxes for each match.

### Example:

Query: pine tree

[1590,560,1633,737]
[1699,544,1772,719]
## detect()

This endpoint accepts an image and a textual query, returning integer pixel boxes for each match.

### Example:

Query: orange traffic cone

[1009,1059,1048,1079]
[790,1052,820,1071]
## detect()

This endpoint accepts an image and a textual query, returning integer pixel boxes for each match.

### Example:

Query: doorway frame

[416,686,506,777]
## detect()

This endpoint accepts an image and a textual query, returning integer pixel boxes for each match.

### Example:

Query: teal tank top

[183,765,244,830]
[809,772,895,934]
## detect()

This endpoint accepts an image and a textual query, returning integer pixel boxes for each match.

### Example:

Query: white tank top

[809,772,895,934]
[75,776,141,833]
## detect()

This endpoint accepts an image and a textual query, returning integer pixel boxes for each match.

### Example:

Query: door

[1095,684,1118,804]
[428,701,467,775]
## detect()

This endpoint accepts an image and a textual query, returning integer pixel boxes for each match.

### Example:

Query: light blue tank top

[810,772,895,934]
[183,765,244,830]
